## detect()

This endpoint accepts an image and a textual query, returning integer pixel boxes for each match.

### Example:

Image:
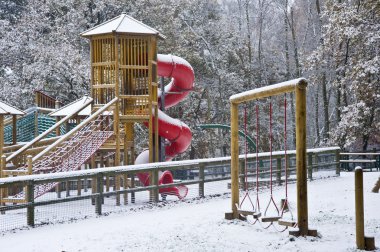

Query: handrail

[32,97,118,163]
[0,146,339,186]
[6,97,94,163]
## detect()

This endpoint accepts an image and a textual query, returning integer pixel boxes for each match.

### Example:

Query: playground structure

[225,78,317,237]
[0,13,194,205]
[0,14,376,250]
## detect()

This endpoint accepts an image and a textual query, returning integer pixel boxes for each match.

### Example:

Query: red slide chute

[135,54,194,199]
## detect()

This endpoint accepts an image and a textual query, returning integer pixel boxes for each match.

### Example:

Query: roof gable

[49,96,92,117]
[81,13,165,39]
[0,101,25,115]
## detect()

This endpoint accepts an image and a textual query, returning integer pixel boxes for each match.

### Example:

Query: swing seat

[261,216,281,222]
[235,203,257,217]
[253,212,261,219]
[278,219,296,227]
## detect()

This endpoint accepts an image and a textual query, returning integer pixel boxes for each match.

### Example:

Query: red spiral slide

[135,54,194,199]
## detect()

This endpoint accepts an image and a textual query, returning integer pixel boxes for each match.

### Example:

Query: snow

[81,14,165,39]
[0,172,378,251]
[49,96,92,117]
[0,101,25,115]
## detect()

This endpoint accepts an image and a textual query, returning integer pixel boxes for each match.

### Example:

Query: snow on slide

[135,54,194,199]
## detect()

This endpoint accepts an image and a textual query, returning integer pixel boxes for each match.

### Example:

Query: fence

[0,146,340,232]
[340,151,380,172]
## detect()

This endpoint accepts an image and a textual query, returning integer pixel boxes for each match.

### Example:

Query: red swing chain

[255,104,260,212]
[280,94,294,222]
[239,105,255,211]
[244,105,249,191]
[263,99,280,225]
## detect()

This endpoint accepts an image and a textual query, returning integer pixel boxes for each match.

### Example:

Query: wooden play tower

[81,13,165,166]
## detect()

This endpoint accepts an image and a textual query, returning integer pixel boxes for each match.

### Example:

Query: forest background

[0,0,379,159]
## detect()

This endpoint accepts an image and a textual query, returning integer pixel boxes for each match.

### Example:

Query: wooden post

[0,115,4,159]
[226,102,239,220]
[199,163,205,197]
[308,153,313,181]
[295,80,311,236]
[26,180,35,227]
[0,155,6,206]
[151,169,159,203]
[84,163,88,193]
[335,149,340,176]
[26,155,34,225]
[114,35,121,206]
[91,155,96,205]
[123,130,128,205]
[354,167,376,250]
[95,173,103,215]
[12,115,17,145]
[355,167,365,250]
[27,155,33,175]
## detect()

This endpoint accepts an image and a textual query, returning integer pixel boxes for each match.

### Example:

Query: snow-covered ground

[0,172,379,252]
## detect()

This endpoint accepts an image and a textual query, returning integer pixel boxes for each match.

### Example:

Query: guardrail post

[149,168,159,203]
[95,173,103,215]
[153,168,159,202]
[199,164,205,197]
[123,174,128,205]
[131,174,135,203]
[66,180,70,197]
[355,167,365,250]
[335,149,341,176]
[0,155,5,206]
[308,153,313,181]
[354,167,376,250]
[276,158,282,185]
[27,180,35,227]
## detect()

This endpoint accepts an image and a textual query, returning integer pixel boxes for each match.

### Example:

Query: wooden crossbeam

[340,159,376,163]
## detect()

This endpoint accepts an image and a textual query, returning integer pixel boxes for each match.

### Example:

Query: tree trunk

[245,0,253,88]
[321,73,329,141]
[314,85,320,146]
[290,7,301,77]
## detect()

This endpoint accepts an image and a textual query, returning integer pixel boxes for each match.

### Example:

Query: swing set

[225,78,317,237]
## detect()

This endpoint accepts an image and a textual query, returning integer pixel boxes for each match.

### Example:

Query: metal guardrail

[0,146,340,229]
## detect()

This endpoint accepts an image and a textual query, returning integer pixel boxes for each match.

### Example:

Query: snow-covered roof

[0,101,25,115]
[49,96,92,117]
[81,13,166,39]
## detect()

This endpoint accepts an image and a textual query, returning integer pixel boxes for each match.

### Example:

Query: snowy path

[0,172,379,252]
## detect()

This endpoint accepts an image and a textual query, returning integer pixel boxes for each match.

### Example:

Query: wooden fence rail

[0,147,340,229]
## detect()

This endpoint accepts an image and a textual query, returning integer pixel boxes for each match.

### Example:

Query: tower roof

[49,96,92,117]
[0,101,25,115]
[81,13,166,39]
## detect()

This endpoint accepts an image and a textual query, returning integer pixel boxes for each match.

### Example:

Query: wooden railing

[0,146,339,229]
[4,97,93,166]
[340,151,380,171]
[35,90,60,109]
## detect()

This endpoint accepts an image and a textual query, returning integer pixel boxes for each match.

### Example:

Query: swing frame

[225,78,317,237]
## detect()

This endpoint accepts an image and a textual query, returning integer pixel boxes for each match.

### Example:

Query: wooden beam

[0,115,4,159]
[12,115,17,145]
[230,103,239,219]
[355,167,365,250]
[295,79,309,236]
[230,78,306,104]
